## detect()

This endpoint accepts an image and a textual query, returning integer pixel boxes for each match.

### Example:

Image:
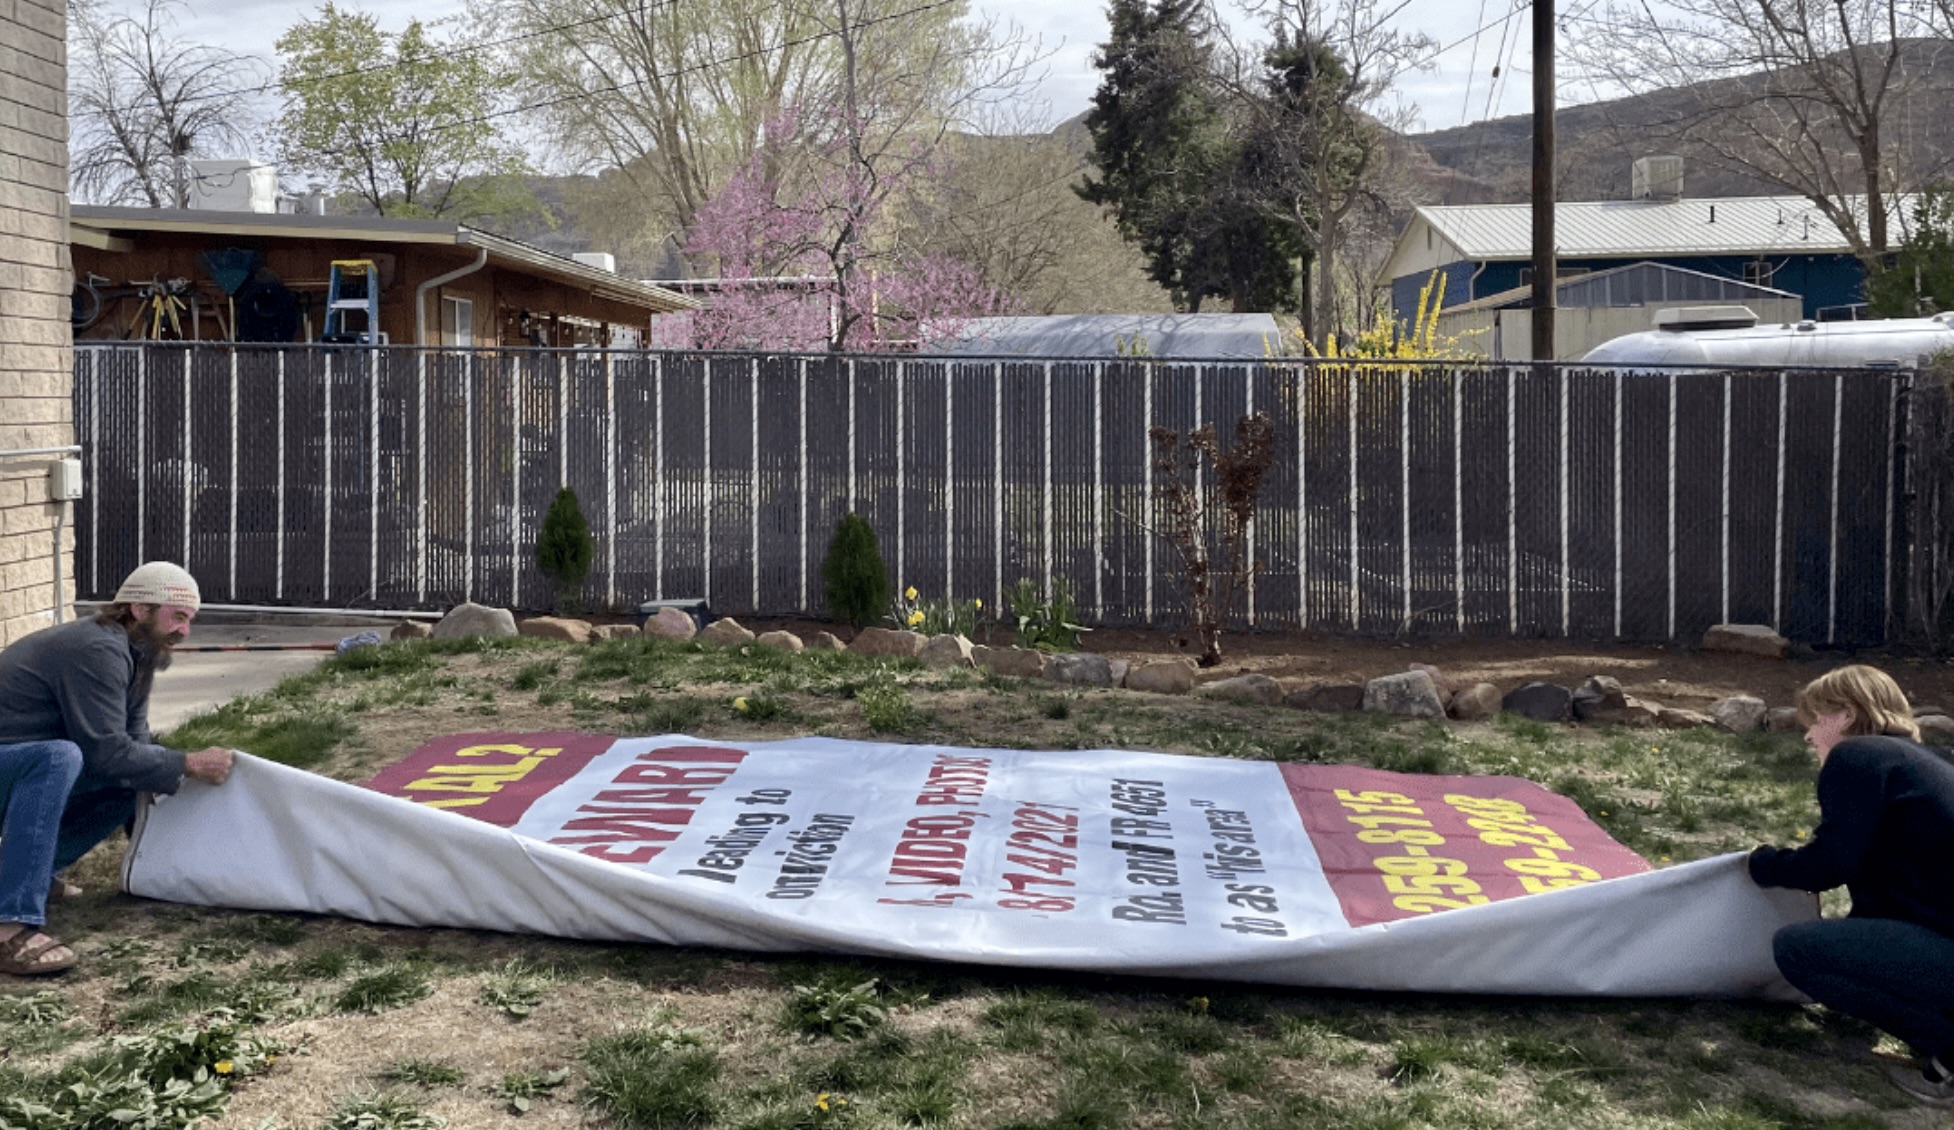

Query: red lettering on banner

[539,742,751,864]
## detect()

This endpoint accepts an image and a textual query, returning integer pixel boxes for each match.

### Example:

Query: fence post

[897,359,906,598]
[605,351,617,609]
[1829,372,1843,644]
[464,352,474,602]
[276,351,286,601]
[704,356,713,611]
[996,361,1005,618]
[1720,372,1731,626]
[1246,365,1256,628]
[1560,366,1570,637]
[947,359,957,605]
[1400,368,1411,632]
[1614,368,1623,640]
[1143,362,1152,624]
[1298,363,1309,630]
[653,353,664,601]
[417,351,428,606]
[511,356,522,606]
[1348,364,1359,630]
[1043,361,1053,597]
[1096,363,1106,620]
[1454,367,1464,635]
[1667,373,1677,639]
[181,349,192,567]
[1506,366,1516,636]
[228,348,238,601]
[798,357,808,613]
[136,347,146,565]
[88,349,99,595]
[1774,372,1787,631]
[323,350,333,601]
[751,357,761,613]
[370,347,381,604]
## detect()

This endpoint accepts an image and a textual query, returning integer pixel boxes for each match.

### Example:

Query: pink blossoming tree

[660,104,1018,352]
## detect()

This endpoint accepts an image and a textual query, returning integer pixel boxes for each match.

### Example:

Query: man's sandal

[0,927,78,976]
[48,877,82,902]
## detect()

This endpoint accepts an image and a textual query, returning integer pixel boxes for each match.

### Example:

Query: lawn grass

[1,635,1933,1129]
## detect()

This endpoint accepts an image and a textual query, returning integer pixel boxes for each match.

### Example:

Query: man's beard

[133,615,180,672]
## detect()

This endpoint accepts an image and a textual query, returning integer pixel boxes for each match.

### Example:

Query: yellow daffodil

[905,585,918,602]
[907,610,924,627]
[974,599,983,610]
[734,696,750,712]
[214,1060,235,1075]
[815,1093,832,1111]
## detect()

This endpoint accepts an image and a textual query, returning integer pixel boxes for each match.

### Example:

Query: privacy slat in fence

[73,344,1903,646]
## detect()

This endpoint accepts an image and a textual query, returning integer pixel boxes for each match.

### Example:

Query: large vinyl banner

[124,734,1817,998]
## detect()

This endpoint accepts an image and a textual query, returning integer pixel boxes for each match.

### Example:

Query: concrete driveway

[147,622,363,734]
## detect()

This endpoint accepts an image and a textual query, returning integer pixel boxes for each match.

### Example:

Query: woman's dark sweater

[1749,734,1954,938]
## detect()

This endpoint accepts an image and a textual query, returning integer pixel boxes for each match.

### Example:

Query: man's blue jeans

[1776,917,1954,1061]
[0,740,84,927]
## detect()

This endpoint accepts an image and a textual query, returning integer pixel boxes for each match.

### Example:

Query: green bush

[821,513,889,630]
[536,486,595,614]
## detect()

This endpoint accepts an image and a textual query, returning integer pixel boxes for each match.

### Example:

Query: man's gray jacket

[0,618,186,793]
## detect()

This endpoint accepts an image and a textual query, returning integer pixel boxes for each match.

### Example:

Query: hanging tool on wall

[323,259,384,344]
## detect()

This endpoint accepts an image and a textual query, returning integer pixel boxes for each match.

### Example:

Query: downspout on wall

[415,247,490,347]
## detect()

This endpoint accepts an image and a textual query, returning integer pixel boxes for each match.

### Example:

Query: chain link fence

[73,343,1903,645]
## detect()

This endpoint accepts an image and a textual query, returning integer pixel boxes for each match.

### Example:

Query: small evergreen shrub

[536,486,594,614]
[822,513,889,630]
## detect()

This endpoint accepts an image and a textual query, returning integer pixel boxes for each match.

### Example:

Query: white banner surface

[122,734,1816,997]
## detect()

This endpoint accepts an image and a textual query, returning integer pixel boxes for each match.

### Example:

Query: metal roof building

[1382,187,1909,332]
[932,313,1286,359]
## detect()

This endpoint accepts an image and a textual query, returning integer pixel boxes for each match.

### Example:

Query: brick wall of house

[0,0,75,645]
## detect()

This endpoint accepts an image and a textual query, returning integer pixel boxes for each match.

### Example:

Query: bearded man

[0,562,234,976]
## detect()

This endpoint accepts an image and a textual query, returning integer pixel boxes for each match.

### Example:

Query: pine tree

[821,513,889,631]
[536,486,594,614]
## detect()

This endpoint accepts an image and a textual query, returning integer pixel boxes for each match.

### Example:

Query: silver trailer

[1581,306,1954,369]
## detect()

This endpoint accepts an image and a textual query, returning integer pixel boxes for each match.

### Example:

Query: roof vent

[1653,305,1757,332]
[1632,155,1685,202]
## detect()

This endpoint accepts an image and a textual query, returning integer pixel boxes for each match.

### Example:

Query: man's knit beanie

[113,561,201,611]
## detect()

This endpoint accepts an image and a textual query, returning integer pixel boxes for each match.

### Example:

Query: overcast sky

[117,0,1556,143]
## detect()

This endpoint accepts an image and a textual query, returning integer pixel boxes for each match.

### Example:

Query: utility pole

[1530,0,1556,361]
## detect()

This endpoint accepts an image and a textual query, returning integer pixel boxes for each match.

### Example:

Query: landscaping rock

[644,607,697,641]
[1125,659,1197,695]
[1916,713,1954,747]
[1449,682,1502,721]
[1654,705,1715,729]
[1409,663,1454,708]
[804,631,846,651]
[1710,694,1768,734]
[1766,706,1802,733]
[1044,653,1115,687]
[973,645,1048,678]
[1289,682,1366,713]
[591,624,641,641]
[919,634,975,668]
[1611,696,1666,727]
[1502,682,1571,722]
[756,630,805,653]
[390,621,432,641]
[699,618,756,647]
[432,602,518,641]
[1109,659,1131,687]
[1701,623,1789,659]
[520,616,593,644]
[852,627,926,658]
[1363,671,1446,719]
[1571,675,1629,722]
[1197,674,1285,706]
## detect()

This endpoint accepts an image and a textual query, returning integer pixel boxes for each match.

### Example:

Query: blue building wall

[1391,253,1865,322]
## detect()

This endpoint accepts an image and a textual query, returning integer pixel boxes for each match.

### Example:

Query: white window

[441,296,474,347]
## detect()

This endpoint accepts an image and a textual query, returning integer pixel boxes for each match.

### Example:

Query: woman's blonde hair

[1794,664,1921,742]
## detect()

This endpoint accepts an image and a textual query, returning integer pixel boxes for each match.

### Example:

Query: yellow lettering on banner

[451,743,563,760]
[418,796,492,809]
[401,754,553,795]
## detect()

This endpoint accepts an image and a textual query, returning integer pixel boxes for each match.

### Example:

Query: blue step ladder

[322,259,385,344]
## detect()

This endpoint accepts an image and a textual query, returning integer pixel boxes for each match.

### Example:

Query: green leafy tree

[1076,0,1297,312]
[1868,185,1954,317]
[821,513,889,631]
[274,4,533,220]
[536,487,594,614]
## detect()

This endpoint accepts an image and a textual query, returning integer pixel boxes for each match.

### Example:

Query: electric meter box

[47,458,83,501]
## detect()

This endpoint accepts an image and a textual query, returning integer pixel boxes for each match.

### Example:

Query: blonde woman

[1748,664,1954,1107]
